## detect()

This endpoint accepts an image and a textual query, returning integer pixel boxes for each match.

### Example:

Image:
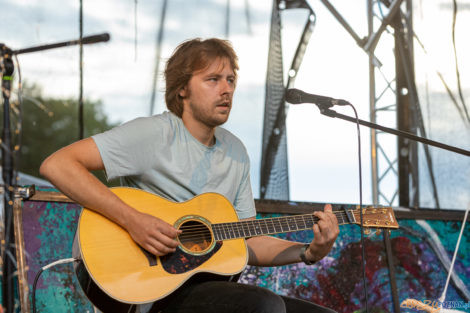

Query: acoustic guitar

[73,187,399,312]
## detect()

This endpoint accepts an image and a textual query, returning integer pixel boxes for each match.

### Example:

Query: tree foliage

[5,82,120,185]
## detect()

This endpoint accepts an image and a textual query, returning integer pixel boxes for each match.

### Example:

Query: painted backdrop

[20,194,470,313]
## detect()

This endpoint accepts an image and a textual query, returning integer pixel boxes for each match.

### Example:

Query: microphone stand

[312,102,469,313]
[0,33,109,313]
[316,104,470,157]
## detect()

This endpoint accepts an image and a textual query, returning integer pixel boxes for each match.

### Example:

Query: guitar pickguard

[160,241,223,274]
[139,246,158,266]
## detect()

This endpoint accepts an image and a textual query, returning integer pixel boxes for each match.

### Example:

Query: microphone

[80,33,111,45]
[13,32,111,55]
[285,88,350,108]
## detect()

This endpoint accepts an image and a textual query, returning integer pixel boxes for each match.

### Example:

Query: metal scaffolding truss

[322,0,410,208]
[260,2,443,310]
[318,0,441,209]
[368,0,404,207]
[257,0,425,207]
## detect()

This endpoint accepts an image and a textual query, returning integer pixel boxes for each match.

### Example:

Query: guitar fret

[281,217,288,231]
[222,224,230,239]
[337,213,345,225]
[212,224,219,241]
[247,221,254,237]
[244,221,250,236]
[233,223,241,238]
[224,224,231,239]
[305,215,314,229]
[274,218,283,233]
[238,223,244,238]
[252,220,259,236]
[288,217,297,231]
[268,218,275,234]
[217,225,224,240]
[249,221,256,236]
[284,218,290,232]
[228,224,236,239]
[267,219,273,234]
[254,221,262,236]
[306,215,312,228]
[283,217,291,232]
[249,220,257,236]
[242,221,250,237]
[261,219,269,235]
[221,223,228,239]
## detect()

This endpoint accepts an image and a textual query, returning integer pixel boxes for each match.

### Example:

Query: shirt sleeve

[233,153,256,219]
[92,117,165,180]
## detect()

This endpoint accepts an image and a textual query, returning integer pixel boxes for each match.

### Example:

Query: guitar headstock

[350,206,399,229]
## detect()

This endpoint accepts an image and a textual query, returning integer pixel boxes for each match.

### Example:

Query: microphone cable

[345,103,370,313]
[32,258,78,313]
[438,207,469,307]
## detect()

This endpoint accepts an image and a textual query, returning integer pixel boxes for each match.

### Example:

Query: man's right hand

[125,211,181,256]
[40,137,181,257]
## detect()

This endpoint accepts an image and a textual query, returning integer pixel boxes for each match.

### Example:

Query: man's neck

[181,115,216,147]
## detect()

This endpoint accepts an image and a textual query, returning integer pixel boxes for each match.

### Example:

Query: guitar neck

[211,210,355,241]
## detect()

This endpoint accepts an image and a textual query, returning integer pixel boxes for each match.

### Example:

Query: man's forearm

[246,236,309,267]
[39,141,137,229]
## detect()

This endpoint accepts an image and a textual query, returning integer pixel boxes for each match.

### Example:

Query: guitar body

[74,187,248,311]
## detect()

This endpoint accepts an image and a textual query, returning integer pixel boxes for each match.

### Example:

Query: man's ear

[179,86,187,98]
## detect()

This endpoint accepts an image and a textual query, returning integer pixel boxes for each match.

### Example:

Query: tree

[5,82,120,186]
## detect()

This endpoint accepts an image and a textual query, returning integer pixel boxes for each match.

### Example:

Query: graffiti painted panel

[19,197,470,313]
[22,198,94,312]
[239,215,470,313]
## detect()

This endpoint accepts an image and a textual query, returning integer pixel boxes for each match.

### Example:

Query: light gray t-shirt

[92,111,256,219]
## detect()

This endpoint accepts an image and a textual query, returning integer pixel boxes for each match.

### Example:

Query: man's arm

[245,204,339,266]
[39,138,180,256]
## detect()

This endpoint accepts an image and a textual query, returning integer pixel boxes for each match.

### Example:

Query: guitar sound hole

[178,220,213,253]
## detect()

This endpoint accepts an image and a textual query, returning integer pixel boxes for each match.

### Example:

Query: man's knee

[247,287,286,313]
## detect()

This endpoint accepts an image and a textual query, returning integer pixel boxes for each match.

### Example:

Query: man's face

[180,57,236,128]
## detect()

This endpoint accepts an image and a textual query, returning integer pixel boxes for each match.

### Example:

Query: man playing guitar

[40,38,339,313]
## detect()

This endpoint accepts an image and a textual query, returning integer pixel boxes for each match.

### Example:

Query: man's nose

[220,79,234,94]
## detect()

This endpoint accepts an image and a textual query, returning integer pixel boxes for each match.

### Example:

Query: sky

[1,0,469,209]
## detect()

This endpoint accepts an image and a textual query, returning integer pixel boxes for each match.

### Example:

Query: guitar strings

[178,210,388,242]
[177,213,351,242]
[178,213,350,233]
[178,211,349,233]
[178,216,324,235]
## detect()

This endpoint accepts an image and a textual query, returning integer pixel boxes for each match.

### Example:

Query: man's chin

[209,114,230,127]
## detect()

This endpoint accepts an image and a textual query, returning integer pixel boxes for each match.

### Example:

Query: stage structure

[0,33,110,313]
[316,0,468,210]
[260,0,469,312]
[259,0,442,216]
[260,0,316,200]
[364,0,439,209]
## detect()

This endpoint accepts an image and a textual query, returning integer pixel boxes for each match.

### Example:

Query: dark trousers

[156,281,337,313]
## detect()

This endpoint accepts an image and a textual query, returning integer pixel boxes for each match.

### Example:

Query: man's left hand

[306,204,340,263]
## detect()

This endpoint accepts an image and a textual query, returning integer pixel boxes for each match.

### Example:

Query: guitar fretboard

[211,211,352,241]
